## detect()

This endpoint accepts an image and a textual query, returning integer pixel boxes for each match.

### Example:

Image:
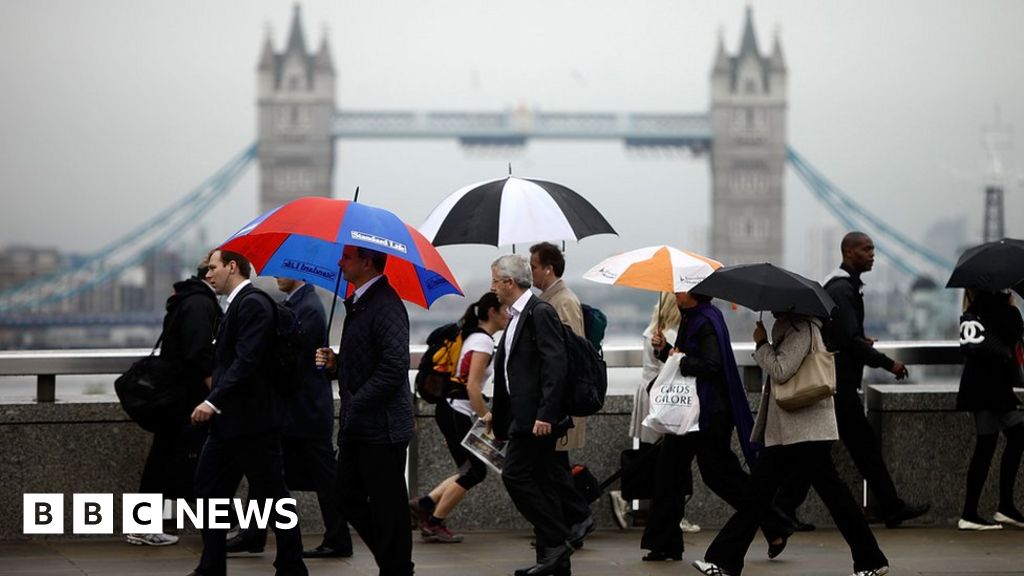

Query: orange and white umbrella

[582,245,722,293]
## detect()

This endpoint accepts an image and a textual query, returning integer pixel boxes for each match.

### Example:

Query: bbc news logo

[23,494,298,534]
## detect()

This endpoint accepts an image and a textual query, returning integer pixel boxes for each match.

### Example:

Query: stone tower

[709,8,787,266]
[257,4,336,215]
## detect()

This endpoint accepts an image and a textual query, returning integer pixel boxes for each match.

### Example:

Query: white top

[448,331,496,417]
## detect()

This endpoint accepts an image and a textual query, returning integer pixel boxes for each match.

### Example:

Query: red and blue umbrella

[218,197,463,309]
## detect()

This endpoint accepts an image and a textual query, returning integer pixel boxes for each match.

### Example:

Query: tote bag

[773,322,836,411]
[642,354,700,435]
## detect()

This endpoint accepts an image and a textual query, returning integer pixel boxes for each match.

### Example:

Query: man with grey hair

[490,254,578,576]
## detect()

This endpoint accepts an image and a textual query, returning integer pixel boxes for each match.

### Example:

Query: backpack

[246,291,305,396]
[560,321,608,417]
[581,303,607,354]
[415,322,463,404]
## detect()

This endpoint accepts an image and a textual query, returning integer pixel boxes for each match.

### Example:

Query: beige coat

[541,278,587,450]
[751,315,839,447]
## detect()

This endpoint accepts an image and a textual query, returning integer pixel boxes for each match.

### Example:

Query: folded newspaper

[461,418,507,473]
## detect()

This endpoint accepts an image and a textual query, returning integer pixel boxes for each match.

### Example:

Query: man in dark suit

[316,245,414,576]
[188,250,307,576]
[224,277,353,558]
[490,254,580,576]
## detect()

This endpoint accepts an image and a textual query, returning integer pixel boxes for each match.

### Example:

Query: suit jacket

[751,315,838,447]
[283,282,334,439]
[335,276,414,445]
[492,295,569,440]
[207,284,285,439]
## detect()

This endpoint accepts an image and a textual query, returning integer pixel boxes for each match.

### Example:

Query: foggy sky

[1,0,1022,289]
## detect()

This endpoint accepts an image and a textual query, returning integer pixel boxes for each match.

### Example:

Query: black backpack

[560,321,608,417]
[246,291,305,396]
[581,303,607,354]
[415,322,461,403]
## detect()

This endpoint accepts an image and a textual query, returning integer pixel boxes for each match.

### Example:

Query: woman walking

[693,313,889,576]
[409,293,507,542]
[956,289,1024,530]
[641,292,788,562]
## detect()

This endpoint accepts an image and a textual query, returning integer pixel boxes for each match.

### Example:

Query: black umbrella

[689,263,837,318]
[419,174,616,247]
[945,237,1024,297]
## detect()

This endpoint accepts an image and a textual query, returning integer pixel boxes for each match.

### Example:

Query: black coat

[823,269,896,392]
[282,282,334,439]
[957,299,1024,411]
[335,277,414,445]
[492,296,569,440]
[207,283,286,439]
[160,277,221,412]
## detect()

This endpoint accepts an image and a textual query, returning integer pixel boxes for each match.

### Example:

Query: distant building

[256,4,336,215]
[806,225,843,282]
[0,246,61,292]
[709,7,787,267]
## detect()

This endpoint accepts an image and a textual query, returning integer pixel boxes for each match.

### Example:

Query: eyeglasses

[490,277,511,286]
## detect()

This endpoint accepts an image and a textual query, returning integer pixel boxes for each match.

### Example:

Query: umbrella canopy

[419,176,616,247]
[945,237,1024,297]
[218,197,463,309]
[582,245,722,293]
[689,263,836,318]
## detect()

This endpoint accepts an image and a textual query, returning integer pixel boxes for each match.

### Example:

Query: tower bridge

[0,5,954,326]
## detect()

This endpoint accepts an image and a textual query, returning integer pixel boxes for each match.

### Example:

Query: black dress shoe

[767,536,787,559]
[642,550,682,561]
[568,516,594,549]
[514,542,574,576]
[884,502,930,528]
[302,545,353,558]
[224,533,265,554]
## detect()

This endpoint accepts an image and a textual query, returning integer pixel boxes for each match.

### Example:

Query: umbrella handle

[320,265,344,371]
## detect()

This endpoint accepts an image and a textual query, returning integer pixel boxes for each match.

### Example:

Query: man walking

[189,250,307,576]
[224,277,353,558]
[127,255,221,547]
[491,254,583,576]
[316,246,414,576]
[776,232,929,528]
[529,242,594,543]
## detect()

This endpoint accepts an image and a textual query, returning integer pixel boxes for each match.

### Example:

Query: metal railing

[0,342,963,403]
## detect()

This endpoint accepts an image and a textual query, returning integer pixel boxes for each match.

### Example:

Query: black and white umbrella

[419,175,616,247]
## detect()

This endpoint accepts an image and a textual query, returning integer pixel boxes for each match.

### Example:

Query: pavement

[1,527,1022,575]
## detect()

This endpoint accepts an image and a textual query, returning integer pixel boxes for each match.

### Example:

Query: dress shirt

[353,274,383,303]
[501,289,533,394]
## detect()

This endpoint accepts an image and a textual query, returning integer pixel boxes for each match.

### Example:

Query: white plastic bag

[642,354,700,435]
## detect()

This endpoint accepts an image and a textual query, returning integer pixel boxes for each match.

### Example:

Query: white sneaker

[994,510,1024,528]
[125,533,179,546]
[850,567,889,576]
[692,559,730,575]
[680,518,701,533]
[958,517,1003,531]
[608,490,629,529]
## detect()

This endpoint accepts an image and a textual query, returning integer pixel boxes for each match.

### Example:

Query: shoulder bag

[773,321,836,411]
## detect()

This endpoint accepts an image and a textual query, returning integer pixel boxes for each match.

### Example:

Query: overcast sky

[1,0,1021,289]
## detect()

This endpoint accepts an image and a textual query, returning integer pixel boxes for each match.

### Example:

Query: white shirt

[448,331,496,417]
[353,274,383,302]
[224,279,252,309]
[502,290,533,394]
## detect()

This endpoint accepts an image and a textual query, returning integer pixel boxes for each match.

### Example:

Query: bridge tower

[256,4,336,215]
[709,8,787,266]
